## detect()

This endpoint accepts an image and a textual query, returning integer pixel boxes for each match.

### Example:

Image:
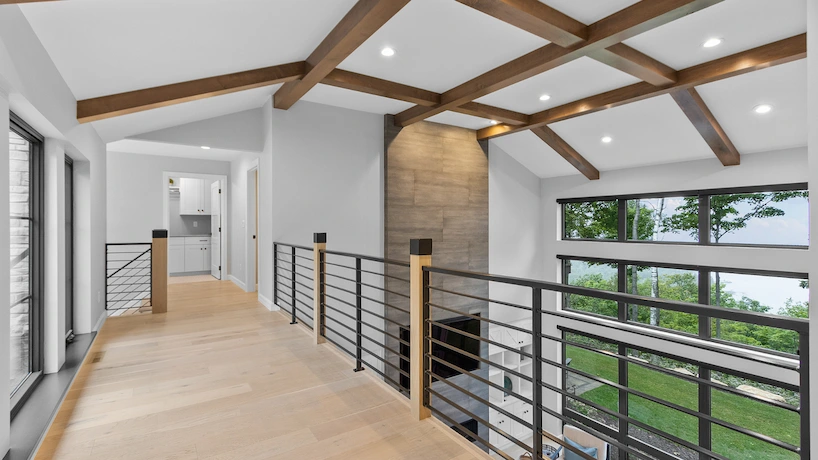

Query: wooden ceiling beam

[588,44,678,86]
[394,0,722,127]
[455,0,587,46]
[273,0,410,110]
[322,69,440,106]
[671,87,740,166]
[77,61,305,124]
[531,125,599,180]
[320,69,529,125]
[456,0,678,86]
[478,33,806,140]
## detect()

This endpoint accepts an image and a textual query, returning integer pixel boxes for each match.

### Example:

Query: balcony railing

[105,243,152,314]
[272,234,809,460]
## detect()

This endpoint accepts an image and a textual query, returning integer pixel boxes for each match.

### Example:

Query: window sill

[7,333,96,460]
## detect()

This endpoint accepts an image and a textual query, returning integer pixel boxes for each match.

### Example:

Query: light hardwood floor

[36,280,485,460]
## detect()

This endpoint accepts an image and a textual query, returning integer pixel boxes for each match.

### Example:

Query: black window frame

[9,112,45,418]
[560,328,802,460]
[559,183,809,250]
[559,254,808,359]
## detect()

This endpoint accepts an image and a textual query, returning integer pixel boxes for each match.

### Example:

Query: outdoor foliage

[563,192,810,355]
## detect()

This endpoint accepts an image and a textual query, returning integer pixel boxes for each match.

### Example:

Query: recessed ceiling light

[601,136,613,144]
[702,37,723,48]
[753,104,773,114]
[490,120,499,125]
[201,146,211,150]
[539,94,551,101]
[381,47,395,57]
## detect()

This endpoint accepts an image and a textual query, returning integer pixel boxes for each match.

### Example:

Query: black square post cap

[410,239,433,255]
[314,233,327,244]
[152,229,168,238]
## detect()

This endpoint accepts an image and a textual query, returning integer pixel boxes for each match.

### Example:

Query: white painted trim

[228,275,246,291]
[245,159,260,293]
[92,310,106,332]
[162,171,228,281]
[258,293,275,311]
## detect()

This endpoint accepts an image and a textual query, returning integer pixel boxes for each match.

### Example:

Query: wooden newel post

[410,238,432,421]
[313,233,327,344]
[152,229,168,314]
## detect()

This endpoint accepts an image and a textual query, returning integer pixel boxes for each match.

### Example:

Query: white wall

[264,100,384,366]
[106,151,230,243]
[229,153,260,292]
[131,108,264,152]
[488,144,543,322]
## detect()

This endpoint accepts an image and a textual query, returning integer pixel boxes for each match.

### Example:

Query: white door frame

[162,171,228,281]
[245,159,260,293]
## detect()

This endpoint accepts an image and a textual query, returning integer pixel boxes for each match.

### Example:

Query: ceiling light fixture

[201,146,211,150]
[539,94,551,101]
[490,120,499,125]
[753,104,773,114]
[601,136,613,144]
[381,47,395,57]
[702,37,723,48]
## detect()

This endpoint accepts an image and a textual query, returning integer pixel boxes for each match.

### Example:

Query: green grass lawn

[566,346,799,459]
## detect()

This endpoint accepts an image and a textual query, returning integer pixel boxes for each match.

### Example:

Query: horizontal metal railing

[106,243,152,312]
[273,242,314,329]
[422,265,809,460]
[271,236,809,460]
[319,249,411,396]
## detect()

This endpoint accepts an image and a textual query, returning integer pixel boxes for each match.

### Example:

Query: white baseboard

[228,275,247,291]
[93,310,107,332]
[258,293,276,311]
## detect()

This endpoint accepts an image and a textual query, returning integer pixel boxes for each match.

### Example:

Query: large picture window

[561,184,809,248]
[560,256,808,356]
[563,331,800,460]
[9,114,43,407]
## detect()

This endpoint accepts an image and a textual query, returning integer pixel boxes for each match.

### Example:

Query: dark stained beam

[394,0,722,127]
[273,0,410,110]
[457,102,529,125]
[77,61,305,124]
[322,69,440,106]
[320,69,529,125]
[531,125,599,180]
[455,0,587,46]
[456,0,677,86]
[671,87,740,166]
[478,33,806,140]
[589,44,678,86]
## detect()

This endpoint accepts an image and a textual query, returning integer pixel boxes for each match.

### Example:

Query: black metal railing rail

[273,242,314,329]
[106,243,152,312]
[318,249,411,396]
[422,265,809,460]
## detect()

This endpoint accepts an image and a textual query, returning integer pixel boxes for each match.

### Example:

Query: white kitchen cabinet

[168,239,185,274]
[184,244,209,272]
[179,178,212,215]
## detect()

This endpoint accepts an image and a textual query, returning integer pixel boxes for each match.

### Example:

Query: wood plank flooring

[35,280,485,460]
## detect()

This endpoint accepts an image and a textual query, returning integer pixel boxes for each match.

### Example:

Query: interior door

[210,181,221,279]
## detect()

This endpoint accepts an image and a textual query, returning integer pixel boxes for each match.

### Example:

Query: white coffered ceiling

[16,0,808,178]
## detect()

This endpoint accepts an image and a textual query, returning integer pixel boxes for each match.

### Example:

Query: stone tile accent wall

[383,115,489,446]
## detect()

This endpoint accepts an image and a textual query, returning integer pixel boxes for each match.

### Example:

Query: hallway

[36,280,482,460]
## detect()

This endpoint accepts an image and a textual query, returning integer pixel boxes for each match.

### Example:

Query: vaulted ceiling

[15,0,808,179]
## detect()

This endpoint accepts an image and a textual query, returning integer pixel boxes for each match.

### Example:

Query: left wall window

[9,113,43,406]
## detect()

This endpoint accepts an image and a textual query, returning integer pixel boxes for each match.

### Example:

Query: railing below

[272,235,809,460]
[105,243,152,313]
